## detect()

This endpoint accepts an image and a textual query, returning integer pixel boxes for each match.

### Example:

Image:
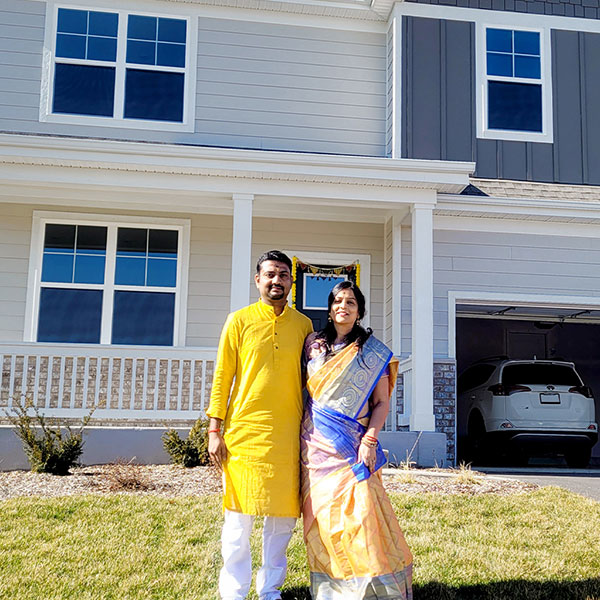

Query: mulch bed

[0,464,538,500]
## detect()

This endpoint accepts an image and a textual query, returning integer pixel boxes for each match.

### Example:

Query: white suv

[458,358,598,467]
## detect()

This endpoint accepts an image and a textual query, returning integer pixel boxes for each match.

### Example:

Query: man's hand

[208,431,227,472]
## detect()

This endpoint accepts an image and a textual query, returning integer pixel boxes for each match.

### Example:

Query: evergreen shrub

[162,418,210,467]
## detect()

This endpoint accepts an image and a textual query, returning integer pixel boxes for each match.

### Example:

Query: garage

[455,300,600,467]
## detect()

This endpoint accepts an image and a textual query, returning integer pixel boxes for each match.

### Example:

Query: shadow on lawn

[282,578,600,599]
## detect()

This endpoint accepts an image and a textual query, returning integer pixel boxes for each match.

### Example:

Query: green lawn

[0,488,599,599]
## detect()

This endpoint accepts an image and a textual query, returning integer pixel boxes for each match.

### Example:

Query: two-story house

[1,0,599,469]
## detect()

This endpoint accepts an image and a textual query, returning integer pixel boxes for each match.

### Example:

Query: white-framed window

[477,24,553,143]
[40,3,197,132]
[24,212,190,346]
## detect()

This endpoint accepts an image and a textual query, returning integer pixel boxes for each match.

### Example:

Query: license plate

[540,392,560,404]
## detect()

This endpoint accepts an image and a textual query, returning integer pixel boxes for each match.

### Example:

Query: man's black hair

[256,250,293,274]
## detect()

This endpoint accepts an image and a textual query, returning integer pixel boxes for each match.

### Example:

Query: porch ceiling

[0,134,474,220]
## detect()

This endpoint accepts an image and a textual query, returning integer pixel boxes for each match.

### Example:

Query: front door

[292,258,359,331]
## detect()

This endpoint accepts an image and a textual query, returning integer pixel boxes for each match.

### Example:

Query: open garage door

[455,301,600,467]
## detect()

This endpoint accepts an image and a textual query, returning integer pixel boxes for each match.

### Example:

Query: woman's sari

[301,334,413,600]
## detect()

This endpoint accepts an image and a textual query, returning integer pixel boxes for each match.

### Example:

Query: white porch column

[391,214,402,355]
[410,202,436,431]
[230,194,254,313]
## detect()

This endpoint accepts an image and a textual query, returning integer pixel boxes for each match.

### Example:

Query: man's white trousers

[219,509,296,600]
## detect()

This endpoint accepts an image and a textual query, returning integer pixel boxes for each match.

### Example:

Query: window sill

[477,129,553,144]
[39,112,194,133]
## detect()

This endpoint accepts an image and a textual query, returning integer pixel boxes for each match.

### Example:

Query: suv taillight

[488,384,531,396]
[568,385,593,398]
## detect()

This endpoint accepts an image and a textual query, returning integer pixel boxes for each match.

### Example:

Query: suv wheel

[564,447,591,469]
[467,413,489,465]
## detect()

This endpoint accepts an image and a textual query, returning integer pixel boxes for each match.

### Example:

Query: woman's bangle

[363,434,378,443]
[208,429,221,434]
[361,437,377,448]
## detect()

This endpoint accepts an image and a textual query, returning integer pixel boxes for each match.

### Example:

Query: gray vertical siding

[403,16,600,184]
[0,1,387,157]
[402,17,474,162]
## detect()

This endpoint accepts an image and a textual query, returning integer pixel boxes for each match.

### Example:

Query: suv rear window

[501,364,581,386]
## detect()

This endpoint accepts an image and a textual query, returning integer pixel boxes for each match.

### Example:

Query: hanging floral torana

[291,257,360,309]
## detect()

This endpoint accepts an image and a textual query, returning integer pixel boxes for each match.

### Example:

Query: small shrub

[162,418,210,467]
[6,399,93,476]
[103,459,155,492]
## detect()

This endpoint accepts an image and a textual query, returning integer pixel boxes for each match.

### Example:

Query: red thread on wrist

[208,429,221,434]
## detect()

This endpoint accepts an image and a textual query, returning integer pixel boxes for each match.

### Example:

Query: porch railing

[0,343,217,421]
[384,356,411,431]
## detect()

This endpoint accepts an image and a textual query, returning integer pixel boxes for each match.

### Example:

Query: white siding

[0,204,31,341]
[186,214,231,347]
[0,2,387,156]
[431,228,600,357]
[251,218,385,337]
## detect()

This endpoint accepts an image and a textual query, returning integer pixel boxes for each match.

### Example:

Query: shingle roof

[467,178,600,203]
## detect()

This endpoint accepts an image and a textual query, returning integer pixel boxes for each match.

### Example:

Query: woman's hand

[358,441,377,473]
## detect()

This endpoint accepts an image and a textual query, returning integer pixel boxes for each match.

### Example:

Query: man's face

[255,260,292,304]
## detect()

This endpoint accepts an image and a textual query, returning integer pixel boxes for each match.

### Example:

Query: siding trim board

[395,3,600,34]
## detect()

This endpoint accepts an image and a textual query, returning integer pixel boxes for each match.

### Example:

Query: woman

[301,280,413,600]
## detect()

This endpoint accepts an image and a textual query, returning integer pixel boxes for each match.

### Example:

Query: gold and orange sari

[300,334,413,600]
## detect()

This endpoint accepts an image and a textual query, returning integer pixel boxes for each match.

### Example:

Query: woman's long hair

[315,280,372,354]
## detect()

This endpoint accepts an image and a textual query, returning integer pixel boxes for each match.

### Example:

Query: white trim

[391,213,402,355]
[389,15,402,159]
[230,194,254,313]
[435,215,600,238]
[476,23,553,143]
[447,291,600,359]
[25,210,190,346]
[284,250,371,328]
[411,204,435,431]
[32,0,387,32]
[40,2,197,132]
[0,133,474,199]
[393,2,600,35]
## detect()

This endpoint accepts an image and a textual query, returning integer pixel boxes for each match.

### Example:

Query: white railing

[384,356,412,431]
[0,343,217,421]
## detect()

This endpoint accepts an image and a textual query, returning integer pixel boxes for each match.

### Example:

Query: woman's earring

[328,315,333,322]
[356,319,361,326]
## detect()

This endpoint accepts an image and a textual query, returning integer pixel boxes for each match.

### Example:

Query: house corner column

[411,202,435,431]
[230,194,254,313]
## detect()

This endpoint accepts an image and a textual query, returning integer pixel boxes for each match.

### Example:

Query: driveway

[479,467,600,502]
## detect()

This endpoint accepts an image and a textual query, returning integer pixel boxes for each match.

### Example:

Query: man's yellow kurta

[207,300,313,517]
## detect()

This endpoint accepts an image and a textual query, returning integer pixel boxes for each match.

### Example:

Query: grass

[0,489,599,599]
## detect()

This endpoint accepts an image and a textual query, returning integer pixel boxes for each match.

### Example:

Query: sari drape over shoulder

[301,335,413,600]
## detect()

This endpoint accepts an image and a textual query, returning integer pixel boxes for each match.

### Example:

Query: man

[207,250,313,600]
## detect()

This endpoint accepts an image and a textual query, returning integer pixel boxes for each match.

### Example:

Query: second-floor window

[41,6,195,131]
[477,25,552,143]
